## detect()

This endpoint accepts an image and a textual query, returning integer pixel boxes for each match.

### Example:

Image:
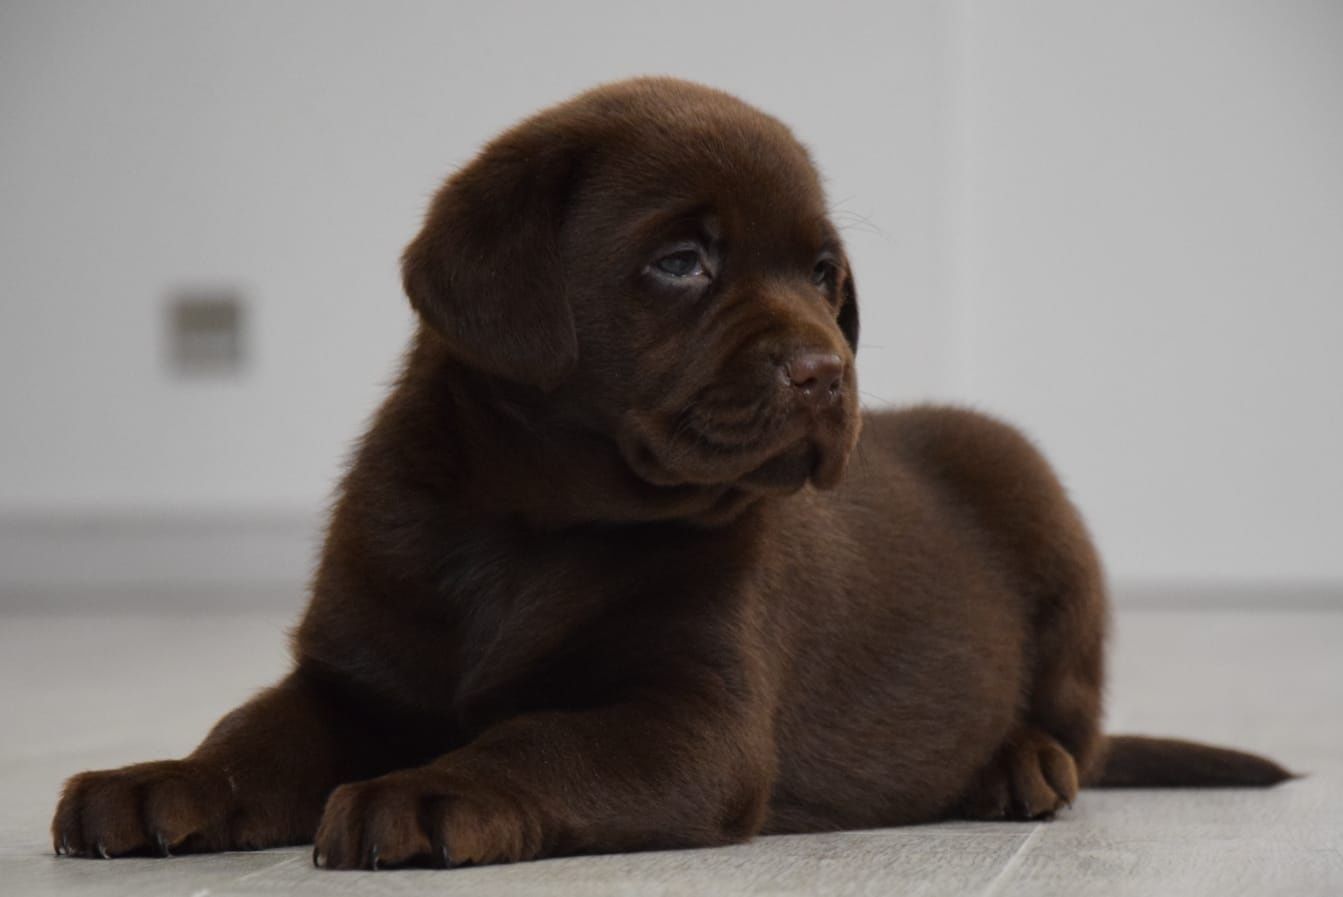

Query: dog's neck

[381,330,770,530]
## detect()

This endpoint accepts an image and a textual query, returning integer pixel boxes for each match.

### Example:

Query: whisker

[860,389,896,407]
[828,203,887,239]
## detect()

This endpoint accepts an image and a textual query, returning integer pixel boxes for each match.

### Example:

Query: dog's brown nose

[785,351,845,404]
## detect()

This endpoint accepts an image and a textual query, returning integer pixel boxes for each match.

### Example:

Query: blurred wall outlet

[166,288,247,376]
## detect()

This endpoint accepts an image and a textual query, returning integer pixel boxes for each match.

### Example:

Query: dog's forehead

[565,80,830,243]
[621,125,823,218]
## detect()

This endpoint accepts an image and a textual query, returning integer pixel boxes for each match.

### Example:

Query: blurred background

[1,0,1340,607]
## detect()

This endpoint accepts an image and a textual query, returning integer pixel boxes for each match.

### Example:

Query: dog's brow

[816,221,841,254]
[627,205,719,248]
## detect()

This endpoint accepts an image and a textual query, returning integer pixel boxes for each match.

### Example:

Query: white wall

[1,1,1340,588]
[956,0,1343,584]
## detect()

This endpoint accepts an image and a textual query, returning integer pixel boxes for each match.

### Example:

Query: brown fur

[52,78,1290,870]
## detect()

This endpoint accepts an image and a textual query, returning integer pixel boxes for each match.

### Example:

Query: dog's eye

[813,258,839,290]
[653,250,707,279]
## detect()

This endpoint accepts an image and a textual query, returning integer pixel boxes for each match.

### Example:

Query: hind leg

[889,408,1109,822]
[960,537,1106,820]
[962,727,1080,820]
[948,428,1106,819]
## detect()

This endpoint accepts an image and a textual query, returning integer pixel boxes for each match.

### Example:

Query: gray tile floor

[1,600,1339,896]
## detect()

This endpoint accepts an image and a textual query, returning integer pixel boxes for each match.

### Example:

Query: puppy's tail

[1091,735,1297,788]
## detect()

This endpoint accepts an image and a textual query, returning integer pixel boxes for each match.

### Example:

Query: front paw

[52,760,233,858]
[313,770,539,870]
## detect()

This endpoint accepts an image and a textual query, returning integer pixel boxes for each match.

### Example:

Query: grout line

[232,851,308,884]
[978,824,1043,897]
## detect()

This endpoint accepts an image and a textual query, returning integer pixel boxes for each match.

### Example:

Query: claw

[97,842,110,860]
[61,834,71,856]
[155,831,173,857]
[441,844,453,869]
[369,845,380,871]
[312,846,323,868]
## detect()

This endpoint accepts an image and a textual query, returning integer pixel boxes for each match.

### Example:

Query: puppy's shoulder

[857,403,1068,507]
[863,403,1042,462]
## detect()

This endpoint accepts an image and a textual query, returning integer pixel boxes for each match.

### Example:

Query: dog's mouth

[737,440,823,493]
[619,394,859,495]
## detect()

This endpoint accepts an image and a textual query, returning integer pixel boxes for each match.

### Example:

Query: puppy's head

[404,78,861,499]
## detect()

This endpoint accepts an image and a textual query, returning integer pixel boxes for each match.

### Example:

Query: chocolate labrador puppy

[53,78,1290,870]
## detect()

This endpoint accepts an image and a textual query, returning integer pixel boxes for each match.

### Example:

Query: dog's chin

[621,420,856,497]
[737,441,815,494]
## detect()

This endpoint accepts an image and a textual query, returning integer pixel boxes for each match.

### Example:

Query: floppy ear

[401,126,580,390]
[838,269,859,354]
